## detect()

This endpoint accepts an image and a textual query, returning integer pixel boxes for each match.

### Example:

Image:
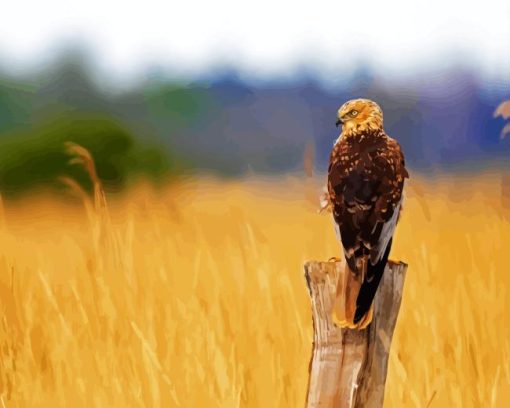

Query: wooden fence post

[304,260,407,408]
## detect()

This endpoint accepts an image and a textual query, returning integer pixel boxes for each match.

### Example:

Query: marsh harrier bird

[326,99,409,329]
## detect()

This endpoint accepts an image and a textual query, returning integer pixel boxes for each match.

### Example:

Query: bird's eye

[350,110,358,116]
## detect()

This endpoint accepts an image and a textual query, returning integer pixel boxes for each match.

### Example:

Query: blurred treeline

[0,51,509,197]
[0,54,195,197]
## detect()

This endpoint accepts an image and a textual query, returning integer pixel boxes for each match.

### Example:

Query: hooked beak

[335,118,343,127]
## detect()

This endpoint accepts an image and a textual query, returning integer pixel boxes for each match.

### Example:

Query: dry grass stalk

[0,176,510,406]
[494,100,510,139]
[0,194,6,231]
[62,142,120,265]
[58,176,95,220]
[494,100,510,120]
[65,142,108,213]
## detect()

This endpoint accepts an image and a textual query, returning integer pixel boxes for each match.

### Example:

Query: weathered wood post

[304,260,407,408]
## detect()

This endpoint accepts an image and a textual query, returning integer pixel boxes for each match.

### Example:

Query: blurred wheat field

[0,174,510,407]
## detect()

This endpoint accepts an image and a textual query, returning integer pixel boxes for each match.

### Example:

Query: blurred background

[0,0,509,198]
[2,2,510,407]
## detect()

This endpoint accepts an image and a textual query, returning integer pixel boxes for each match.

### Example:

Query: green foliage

[0,79,36,134]
[0,112,184,197]
[143,84,216,128]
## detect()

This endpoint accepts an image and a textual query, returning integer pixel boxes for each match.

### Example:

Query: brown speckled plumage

[328,99,409,328]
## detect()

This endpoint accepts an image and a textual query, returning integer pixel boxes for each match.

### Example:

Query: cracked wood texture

[304,260,407,408]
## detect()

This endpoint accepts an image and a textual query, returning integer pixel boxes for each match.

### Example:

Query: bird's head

[336,99,383,136]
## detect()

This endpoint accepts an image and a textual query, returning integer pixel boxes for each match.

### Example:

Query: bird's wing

[327,136,353,224]
[327,134,408,269]
[329,132,408,328]
[367,136,408,265]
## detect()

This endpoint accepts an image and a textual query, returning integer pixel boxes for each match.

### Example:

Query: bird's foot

[332,304,374,330]
[318,188,332,214]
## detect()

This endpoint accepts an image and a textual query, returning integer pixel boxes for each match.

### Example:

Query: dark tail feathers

[353,238,393,325]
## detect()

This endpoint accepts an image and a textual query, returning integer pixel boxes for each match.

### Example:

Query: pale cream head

[336,99,384,136]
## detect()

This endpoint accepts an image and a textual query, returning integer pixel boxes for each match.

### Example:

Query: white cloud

[1,0,509,82]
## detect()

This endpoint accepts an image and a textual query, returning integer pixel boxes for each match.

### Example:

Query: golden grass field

[0,172,509,407]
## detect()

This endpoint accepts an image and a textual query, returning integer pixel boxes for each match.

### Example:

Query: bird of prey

[326,98,409,329]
